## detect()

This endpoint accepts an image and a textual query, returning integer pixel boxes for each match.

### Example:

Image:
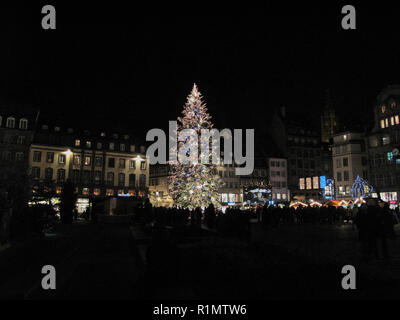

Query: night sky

[1,4,400,136]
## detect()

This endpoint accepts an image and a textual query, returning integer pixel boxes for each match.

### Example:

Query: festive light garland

[350,175,374,200]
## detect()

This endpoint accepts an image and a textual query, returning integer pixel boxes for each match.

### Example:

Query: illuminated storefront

[76,198,90,213]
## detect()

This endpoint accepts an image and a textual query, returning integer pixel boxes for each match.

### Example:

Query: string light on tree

[168,83,222,209]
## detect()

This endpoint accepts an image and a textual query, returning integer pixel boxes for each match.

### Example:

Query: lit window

[385,118,389,128]
[306,177,312,189]
[86,141,91,148]
[396,115,399,125]
[19,118,28,130]
[6,117,15,128]
[59,154,66,164]
[382,105,386,113]
[82,188,89,195]
[93,188,101,196]
[391,117,395,126]
[84,156,91,166]
[299,178,305,190]
[33,151,41,162]
[282,194,287,200]
[387,152,393,161]
[106,189,114,196]
[73,155,81,165]
[382,136,390,145]
[75,139,80,147]
[313,176,319,189]
[380,119,385,128]
[46,152,54,163]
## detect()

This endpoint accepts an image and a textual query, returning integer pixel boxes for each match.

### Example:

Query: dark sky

[1,4,400,136]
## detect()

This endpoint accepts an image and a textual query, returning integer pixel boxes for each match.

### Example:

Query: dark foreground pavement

[2,220,400,300]
[0,221,144,299]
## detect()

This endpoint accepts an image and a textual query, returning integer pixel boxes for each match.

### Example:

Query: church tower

[321,89,339,143]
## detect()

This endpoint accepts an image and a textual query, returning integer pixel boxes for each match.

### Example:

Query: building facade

[0,105,39,165]
[367,85,400,204]
[269,107,333,201]
[268,157,289,203]
[30,125,149,212]
[332,131,369,200]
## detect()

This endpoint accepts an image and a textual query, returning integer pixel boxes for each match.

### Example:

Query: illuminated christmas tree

[168,84,222,209]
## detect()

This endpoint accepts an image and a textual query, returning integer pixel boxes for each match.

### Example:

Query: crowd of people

[139,199,399,260]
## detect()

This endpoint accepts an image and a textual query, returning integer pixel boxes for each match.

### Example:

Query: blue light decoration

[323,178,334,200]
[351,175,374,200]
[319,176,326,189]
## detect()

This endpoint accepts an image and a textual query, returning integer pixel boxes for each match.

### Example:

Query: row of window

[0,117,28,130]
[31,167,147,187]
[369,152,400,167]
[221,193,241,203]
[32,167,66,182]
[1,135,27,144]
[299,177,320,190]
[337,185,351,196]
[2,151,25,161]
[34,186,144,197]
[33,151,66,164]
[33,151,147,170]
[272,193,287,200]
[381,102,397,114]
[74,139,145,153]
[270,160,286,168]
[270,170,286,178]
[380,115,400,128]
[369,173,399,188]
[336,171,350,182]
